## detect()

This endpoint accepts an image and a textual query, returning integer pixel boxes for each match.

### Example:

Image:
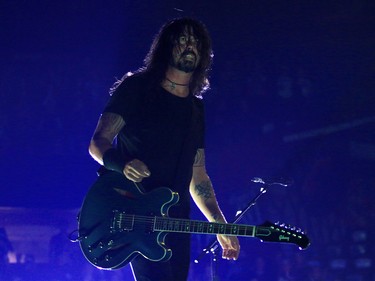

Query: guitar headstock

[256,221,310,250]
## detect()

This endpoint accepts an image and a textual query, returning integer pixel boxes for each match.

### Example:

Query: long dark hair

[143,18,213,97]
[111,18,213,97]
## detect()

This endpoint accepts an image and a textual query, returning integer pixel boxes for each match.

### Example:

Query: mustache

[181,50,196,59]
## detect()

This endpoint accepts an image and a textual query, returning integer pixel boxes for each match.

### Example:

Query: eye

[178,36,187,45]
[189,36,198,45]
[176,35,199,46]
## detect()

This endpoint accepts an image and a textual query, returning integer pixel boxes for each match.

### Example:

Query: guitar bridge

[110,210,134,232]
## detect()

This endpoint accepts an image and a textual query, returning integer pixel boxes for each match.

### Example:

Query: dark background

[0,1,374,280]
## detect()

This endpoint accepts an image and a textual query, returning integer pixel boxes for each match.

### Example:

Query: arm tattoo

[193,149,205,167]
[194,180,213,201]
[93,113,125,142]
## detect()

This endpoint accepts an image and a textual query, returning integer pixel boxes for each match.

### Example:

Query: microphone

[251,177,293,187]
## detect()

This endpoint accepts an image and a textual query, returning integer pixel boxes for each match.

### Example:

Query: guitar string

[120,216,251,227]
[118,215,251,230]
[116,215,256,234]
[121,216,301,233]
[115,216,304,238]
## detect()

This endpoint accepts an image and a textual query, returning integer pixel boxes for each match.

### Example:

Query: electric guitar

[77,172,310,270]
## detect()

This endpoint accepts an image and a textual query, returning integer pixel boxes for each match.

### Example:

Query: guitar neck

[113,214,309,249]
[154,216,261,237]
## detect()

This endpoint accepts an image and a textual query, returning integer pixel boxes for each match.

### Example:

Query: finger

[229,248,239,260]
[125,173,142,182]
[139,168,151,177]
[124,169,144,182]
[223,251,237,260]
[222,250,233,260]
[127,166,142,175]
[127,164,151,177]
[222,248,239,260]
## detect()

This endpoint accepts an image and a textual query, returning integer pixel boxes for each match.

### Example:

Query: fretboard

[153,217,257,237]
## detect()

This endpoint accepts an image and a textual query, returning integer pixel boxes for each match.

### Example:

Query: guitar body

[78,172,179,270]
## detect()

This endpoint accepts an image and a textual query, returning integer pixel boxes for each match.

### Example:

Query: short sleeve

[103,75,144,122]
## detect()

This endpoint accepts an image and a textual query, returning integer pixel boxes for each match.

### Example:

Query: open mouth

[182,52,196,61]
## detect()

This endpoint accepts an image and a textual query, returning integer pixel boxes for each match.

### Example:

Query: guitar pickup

[111,210,134,232]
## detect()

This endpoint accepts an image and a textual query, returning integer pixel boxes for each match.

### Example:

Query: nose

[185,37,196,49]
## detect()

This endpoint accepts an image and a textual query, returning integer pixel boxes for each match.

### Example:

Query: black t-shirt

[103,73,205,217]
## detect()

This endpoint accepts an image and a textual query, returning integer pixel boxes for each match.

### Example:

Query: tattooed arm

[190,149,240,260]
[190,149,226,223]
[89,112,125,164]
[88,112,150,182]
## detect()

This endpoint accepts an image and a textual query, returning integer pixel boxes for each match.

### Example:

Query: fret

[230,224,237,235]
[230,224,238,235]
[162,219,168,230]
[190,221,196,232]
[208,223,214,233]
[154,217,257,237]
[219,224,225,234]
[173,220,180,231]
[238,225,247,236]
[197,222,204,232]
[168,220,173,230]
[184,221,190,232]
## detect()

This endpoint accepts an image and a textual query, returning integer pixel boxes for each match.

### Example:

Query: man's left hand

[217,234,240,260]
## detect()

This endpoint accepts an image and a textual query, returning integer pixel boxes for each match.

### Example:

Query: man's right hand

[123,159,151,182]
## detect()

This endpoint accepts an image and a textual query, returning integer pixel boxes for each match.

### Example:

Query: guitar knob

[98,242,104,248]
[105,255,111,261]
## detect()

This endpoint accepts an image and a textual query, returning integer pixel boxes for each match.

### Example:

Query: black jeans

[131,233,191,281]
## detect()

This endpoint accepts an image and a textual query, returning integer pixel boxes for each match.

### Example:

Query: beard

[171,51,198,73]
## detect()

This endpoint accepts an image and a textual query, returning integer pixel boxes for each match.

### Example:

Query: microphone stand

[193,177,290,281]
